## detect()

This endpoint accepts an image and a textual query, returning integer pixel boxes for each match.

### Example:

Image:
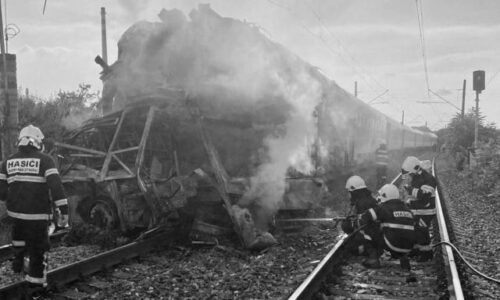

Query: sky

[4,0,500,130]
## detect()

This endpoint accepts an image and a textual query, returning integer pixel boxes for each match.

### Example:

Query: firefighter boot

[400,255,417,283]
[362,246,380,269]
[11,250,25,274]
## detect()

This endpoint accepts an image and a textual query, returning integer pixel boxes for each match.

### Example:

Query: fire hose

[432,241,500,284]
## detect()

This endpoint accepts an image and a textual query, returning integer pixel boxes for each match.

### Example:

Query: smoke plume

[106,4,327,227]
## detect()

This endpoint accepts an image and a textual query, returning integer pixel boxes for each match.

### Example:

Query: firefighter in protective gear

[375,143,388,188]
[401,156,436,262]
[359,184,416,276]
[341,175,378,256]
[0,125,68,289]
[344,175,378,215]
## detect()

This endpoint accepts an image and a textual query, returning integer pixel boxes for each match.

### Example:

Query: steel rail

[288,173,402,300]
[432,158,464,300]
[0,226,176,299]
[287,233,348,300]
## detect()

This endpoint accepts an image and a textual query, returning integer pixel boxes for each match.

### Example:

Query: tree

[437,108,499,153]
[18,84,100,141]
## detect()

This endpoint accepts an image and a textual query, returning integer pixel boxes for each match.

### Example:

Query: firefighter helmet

[18,125,44,150]
[401,156,421,174]
[345,175,367,192]
[377,184,400,203]
[420,160,432,172]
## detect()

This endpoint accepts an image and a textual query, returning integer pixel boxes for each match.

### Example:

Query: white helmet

[18,125,44,150]
[420,160,432,172]
[345,175,367,192]
[401,156,420,174]
[377,184,400,203]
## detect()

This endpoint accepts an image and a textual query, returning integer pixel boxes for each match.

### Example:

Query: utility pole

[0,1,17,160]
[101,7,108,64]
[461,79,466,119]
[472,70,485,149]
[0,0,7,160]
[474,91,479,148]
[354,81,358,98]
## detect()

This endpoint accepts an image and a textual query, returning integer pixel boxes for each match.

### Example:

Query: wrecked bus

[52,90,278,249]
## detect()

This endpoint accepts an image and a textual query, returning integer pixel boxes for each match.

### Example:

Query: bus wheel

[89,200,117,230]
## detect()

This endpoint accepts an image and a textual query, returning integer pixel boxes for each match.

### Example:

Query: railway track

[0,225,178,299]
[2,155,496,299]
[288,159,467,300]
[0,228,70,262]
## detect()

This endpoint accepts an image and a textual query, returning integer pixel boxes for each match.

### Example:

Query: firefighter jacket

[375,146,389,166]
[350,188,378,214]
[0,148,68,221]
[406,169,436,218]
[341,188,377,234]
[361,199,416,253]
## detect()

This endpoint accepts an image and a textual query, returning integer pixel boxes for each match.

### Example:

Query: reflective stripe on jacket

[407,169,437,216]
[362,199,416,253]
[375,148,389,166]
[0,148,68,220]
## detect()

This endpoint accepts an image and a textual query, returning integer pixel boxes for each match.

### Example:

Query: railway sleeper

[0,226,179,299]
[324,254,441,299]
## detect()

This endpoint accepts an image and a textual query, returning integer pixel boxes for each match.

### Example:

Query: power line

[415,0,430,99]
[487,68,500,86]
[367,89,389,104]
[428,89,461,111]
[304,2,388,92]
[266,0,383,94]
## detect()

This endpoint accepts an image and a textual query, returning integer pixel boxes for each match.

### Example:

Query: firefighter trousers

[413,215,435,260]
[346,226,382,256]
[11,218,50,286]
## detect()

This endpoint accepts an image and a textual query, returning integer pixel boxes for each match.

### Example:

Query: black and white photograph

[0,0,498,299]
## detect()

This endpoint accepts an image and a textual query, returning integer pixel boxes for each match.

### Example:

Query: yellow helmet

[18,125,44,150]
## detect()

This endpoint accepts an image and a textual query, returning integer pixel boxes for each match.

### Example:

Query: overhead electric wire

[487,68,500,86]
[428,89,461,111]
[266,0,382,94]
[304,3,388,93]
[267,0,441,129]
[415,0,431,100]
[367,89,389,104]
[413,0,454,129]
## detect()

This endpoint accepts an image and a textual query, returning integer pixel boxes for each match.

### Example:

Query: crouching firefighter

[341,175,378,256]
[0,125,69,290]
[359,184,416,276]
[401,156,436,262]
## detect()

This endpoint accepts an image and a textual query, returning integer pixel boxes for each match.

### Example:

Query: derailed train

[276,68,437,211]
[50,5,436,242]
[51,85,436,237]
[305,67,437,168]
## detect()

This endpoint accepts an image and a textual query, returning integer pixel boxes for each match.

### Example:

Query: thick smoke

[239,72,323,228]
[106,5,326,227]
[61,110,98,130]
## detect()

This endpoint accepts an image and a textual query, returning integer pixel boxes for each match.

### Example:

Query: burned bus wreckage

[53,5,436,250]
[54,92,279,250]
